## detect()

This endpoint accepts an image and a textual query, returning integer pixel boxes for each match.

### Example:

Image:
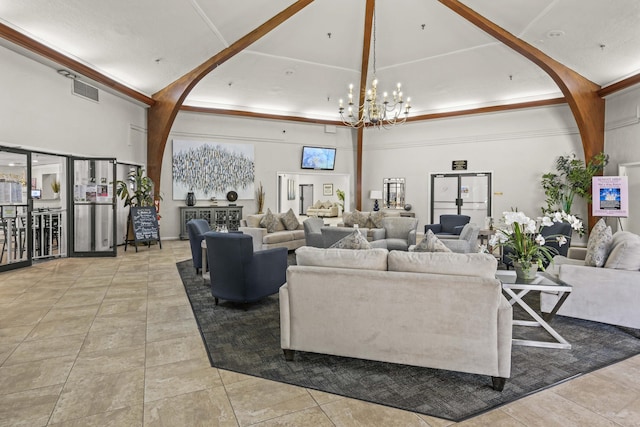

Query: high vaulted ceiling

[1,0,639,121]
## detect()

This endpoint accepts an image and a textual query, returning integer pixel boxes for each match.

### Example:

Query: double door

[430,172,492,226]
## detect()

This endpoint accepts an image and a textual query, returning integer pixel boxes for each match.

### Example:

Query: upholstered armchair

[424,215,470,238]
[381,217,419,251]
[186,219,211,273]
[204,232,288,305]
[303,217,325,248]
[441,223,480,253]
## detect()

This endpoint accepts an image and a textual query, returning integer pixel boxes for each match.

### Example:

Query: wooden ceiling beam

[598,72,640,97]
[147,0,314,192]
[439,0,605,229]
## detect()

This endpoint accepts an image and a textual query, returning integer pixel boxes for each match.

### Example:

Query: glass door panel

[432,176,459,220]
[70,158,116,256]
[0,148,32,271]
[431,173,492,225]
[460,174,490,226]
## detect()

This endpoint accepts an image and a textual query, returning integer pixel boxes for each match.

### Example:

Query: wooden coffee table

[497,270,572,349]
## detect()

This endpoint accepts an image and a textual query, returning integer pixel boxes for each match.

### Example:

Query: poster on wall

[592,176,628,217]
[172,140,255,201]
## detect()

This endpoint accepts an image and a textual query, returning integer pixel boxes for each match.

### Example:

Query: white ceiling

[1,0,639,121]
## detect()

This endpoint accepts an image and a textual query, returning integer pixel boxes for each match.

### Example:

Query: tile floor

[0,239,639,426]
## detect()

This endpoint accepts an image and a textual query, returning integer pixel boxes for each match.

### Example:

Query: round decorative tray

[226,191,238,202]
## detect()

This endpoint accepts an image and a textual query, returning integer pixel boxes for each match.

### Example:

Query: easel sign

[592,176,628,217]
[126,206,162,252]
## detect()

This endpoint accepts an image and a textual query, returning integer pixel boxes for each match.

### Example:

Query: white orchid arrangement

[488,210,583,269]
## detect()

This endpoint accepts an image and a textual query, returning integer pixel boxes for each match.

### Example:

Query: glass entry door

[431,172,492,226]
[0,148,32,271]
[69,157,117,257]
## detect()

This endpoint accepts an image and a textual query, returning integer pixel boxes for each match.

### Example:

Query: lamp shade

[369,190,383,200]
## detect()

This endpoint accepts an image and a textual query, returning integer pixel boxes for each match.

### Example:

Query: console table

[179,206,243,239]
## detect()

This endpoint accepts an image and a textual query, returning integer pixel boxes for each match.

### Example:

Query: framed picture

[323,183,333,196]
[287,179,295,200]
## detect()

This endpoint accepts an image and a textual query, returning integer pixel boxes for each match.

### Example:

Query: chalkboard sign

[127,206,161,251]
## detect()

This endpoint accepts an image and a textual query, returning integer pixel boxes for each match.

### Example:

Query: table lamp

[369,190,383,211]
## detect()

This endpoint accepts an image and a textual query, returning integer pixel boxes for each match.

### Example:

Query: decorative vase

[186,192,196,206]
[513,261,538,281]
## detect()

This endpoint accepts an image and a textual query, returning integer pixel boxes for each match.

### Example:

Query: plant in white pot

[51,180,61,199]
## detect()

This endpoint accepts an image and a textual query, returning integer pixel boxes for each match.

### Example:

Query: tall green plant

[541,152,608,215]
[115,168,158,207]
[336,188,345,210]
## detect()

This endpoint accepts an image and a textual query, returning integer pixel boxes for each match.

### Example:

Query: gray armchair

[303,217,324,248]
[424,215,470,238]
[204,232,287,306]
[381,217,419,251]
[186,219,211,273]
[442,223,480,253]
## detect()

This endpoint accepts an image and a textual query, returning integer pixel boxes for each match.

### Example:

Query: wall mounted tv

[301,146,336,170]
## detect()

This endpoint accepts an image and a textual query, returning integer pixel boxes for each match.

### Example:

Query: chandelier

[338,8,411,129]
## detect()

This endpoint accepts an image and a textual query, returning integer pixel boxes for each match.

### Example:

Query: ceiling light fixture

[339,7,411,129]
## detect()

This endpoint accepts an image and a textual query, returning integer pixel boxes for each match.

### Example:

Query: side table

[497,270,573,349]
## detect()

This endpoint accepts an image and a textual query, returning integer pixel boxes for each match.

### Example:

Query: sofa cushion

[260,209,281,233]
[369,211,385,228]
[281,208,300,231]
[604,231,640,271]
[349,210,370,228]
[388,251,497,279]
[312,200,323,209]
[263,230,294,244]
[246,214,264,228]
[414,230,452,253]
[321,200,333,209]
[329,229,372,250]
[295,246,388,271]
[585,218,613,267]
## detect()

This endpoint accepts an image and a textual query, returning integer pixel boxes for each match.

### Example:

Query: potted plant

[336,188,345,213]
[115,168,161,241]
[489,210,583,280]
[256,181,265,214]
[541,152,608,215]
[51,180,61,199]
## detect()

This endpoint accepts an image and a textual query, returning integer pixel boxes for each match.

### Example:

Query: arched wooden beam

[354,0,375,210]
[147,0,314,191]
[439,0,605,228]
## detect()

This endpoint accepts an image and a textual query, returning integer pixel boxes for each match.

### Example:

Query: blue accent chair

[204,232,288,306]
[186,219,211,273]
[424,215,471,237]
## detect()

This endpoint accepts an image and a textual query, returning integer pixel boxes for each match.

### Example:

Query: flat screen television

[31,189,41,199]
[301,146,336,170]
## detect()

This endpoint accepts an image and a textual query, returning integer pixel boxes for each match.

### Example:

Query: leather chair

[381,217,419,251]
[186,219,211,273]
[424,215,471,238]
[303,217,324,248]
[204,232,287,305]
[441,223,480,253]
[503,221,573,269]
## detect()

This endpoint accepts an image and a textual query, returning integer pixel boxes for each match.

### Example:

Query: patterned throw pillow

[329,229,372,250]
[413,230,452,253]
[259,209,281,233]
[369,211,385,228]
[351,210,370,228]
[281,208,299,231]
[342,212,355,227]
[584,218,613,267]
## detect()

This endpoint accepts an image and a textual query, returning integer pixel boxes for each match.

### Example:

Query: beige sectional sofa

[239,213,306,251]
[306,200,339,217]
[541,230,640,329]
[280,247,513,390]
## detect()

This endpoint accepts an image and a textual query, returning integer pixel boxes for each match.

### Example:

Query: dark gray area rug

[177,258,640,422]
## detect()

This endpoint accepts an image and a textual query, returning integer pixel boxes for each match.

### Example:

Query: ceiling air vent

[72,79,99,102]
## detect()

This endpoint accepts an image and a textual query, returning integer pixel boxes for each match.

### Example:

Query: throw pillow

[584,218,613,267]
[413,229,452,253]
[259,209,280,233]
[312,200,323,209]
[281,208,299,231]
[329,229,372,250]
[322,200,333,209]
[351,210,369,228]
[604,231,640,270]
[369,211,385,228]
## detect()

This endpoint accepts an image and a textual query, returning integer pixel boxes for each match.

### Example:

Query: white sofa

[306,200,339,217]
[541,231,640,329]
[239,213,306,251]
[280,247,513,390]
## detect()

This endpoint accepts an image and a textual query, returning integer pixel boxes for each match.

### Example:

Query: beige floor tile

[147,303,194,324]
[146,318,199,342]
[320,397,430,427]
[307,388,345,406]
[501,388,618,426]
[145,335,208,368]
[252,406,334,426]
[97,297,147,316]
[219,369,254,386]
[50,368,144,424]
[0,342,17,365]
[4,333,85,365]
[610,395,640,427]
[55,287,108,308]
[89,310,147,333]
[144,358,222,402]
[0,384,63,427]
[0,324,34,344]
[553,373,639,419]
[0,354,75,394]
[416,413,455,427]
[67,346,145,382]
[25,314,95,340]
[0,304,50,327]
[592,359,640,393]
[144,386,237,427]
[147,283,185,298]
[457,409,525,426]
[40,304,101,323]
[82,324,146,353]
[48,404,143,427]
[225,376,317,426]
